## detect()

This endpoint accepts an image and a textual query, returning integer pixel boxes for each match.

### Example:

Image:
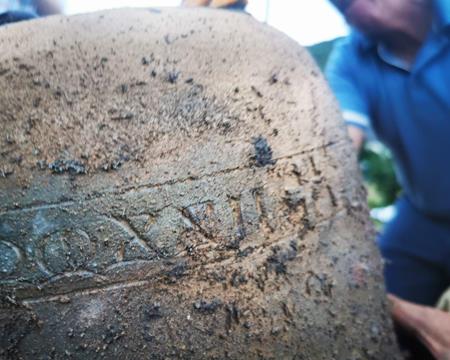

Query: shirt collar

[351,31,377,53]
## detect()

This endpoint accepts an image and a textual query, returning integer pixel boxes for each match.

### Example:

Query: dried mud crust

[0,8,400,360]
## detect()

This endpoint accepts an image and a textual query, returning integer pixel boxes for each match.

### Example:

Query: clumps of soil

[0,167,13,178]
[165,261,188,283]
[283,189,304,210]
[266,241,298,275]
[230,270,248,287]
[102,323,124,345]
[167,71,179,84]
[101,158,126,172]
[36,160,47,171]
[193,299,222,314]
[225,302,240,329]
[48,159,86,175]
[250,86,263,98]
[1,53,242,177]
[269,73,278,84]
[143,303,163,321]
[251,136,276,167]
[110,112,134,121]
[237,246,254,258]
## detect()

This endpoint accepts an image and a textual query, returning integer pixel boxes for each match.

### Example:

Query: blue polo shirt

[326,0,450,219]
[0,0,35,14]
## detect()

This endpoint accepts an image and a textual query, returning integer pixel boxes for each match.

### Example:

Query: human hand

[388,294,450,360]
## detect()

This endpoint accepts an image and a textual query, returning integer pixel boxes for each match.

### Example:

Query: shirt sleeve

[325,37,371,131]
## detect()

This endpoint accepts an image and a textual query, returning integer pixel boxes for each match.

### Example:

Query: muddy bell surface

[0,8,400,359]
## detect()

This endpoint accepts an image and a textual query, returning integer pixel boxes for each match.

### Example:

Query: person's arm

[389,294,450,360]
[34,0,62,16]
[325,37,370,153]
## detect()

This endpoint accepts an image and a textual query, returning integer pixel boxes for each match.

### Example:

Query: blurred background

[63,0,349,46]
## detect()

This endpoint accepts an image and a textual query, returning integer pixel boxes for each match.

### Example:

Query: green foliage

[359,144,401,208]
[307,38,342,70]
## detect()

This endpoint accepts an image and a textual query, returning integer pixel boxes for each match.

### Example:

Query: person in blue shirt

[0,0,61,26]
[327,0,450,305]
[326,0,450,356]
